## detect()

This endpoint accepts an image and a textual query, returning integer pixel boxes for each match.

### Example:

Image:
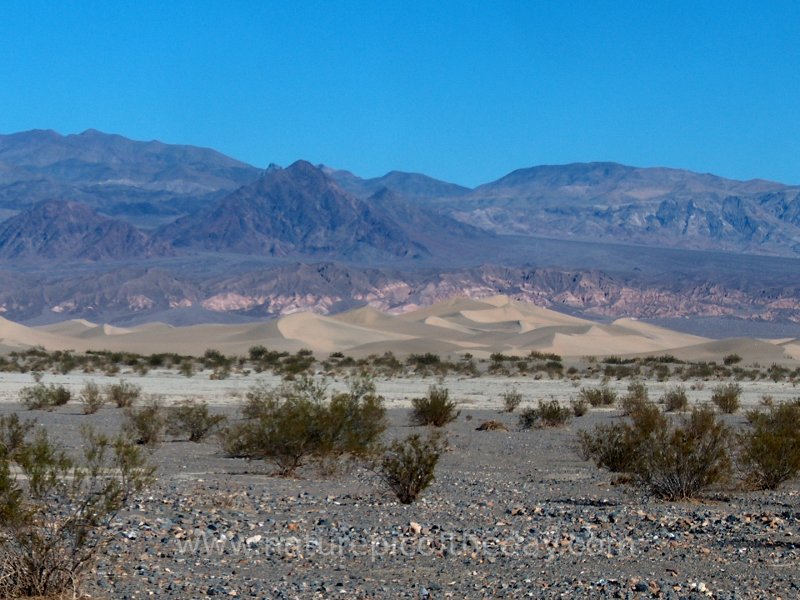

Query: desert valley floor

[1,296,800,599]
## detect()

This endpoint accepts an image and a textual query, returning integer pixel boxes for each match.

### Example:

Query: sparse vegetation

[377,433,443,504]
[578,385,617,407]
[221,375,387,476]
[739,401,800,490]
[107,379,142,408]
[636,407,732,500]
[518,399,572,429]
[723,353,742,366]
[580,403,732,500]
[19,382,71,411]
[570,397,589,417]
[124,396,166,447]
[620,381,648,416]
[501,388,523,413]
[80,380,105,414]
[166,399,227,442]
[661,385,689,412]
[0,422,153,599]
[711,382,742,414]
[410,385,459,427]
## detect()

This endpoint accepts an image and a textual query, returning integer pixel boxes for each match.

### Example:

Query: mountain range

[0,128,799,330]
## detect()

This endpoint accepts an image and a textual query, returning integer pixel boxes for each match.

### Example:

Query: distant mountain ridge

[0,128,799,326]
[0,199,158,260]
[0,129,262,216]
[155,160,428,259]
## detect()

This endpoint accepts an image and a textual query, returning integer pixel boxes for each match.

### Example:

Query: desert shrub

[124,397,165,447]
[179,360,194,377]
[519,399,572,429]
[501,388,523,413]
[106,379,141,408]
[739,401,800,490]
[80,380,105,414]
[378,433,442,504]
[711,383,741,414]
[661,386,689,412]
[636,407,732,500]
[19,382,71,411]
[0,413,35,457]
[323,374,386,459]
[580,403,731,499]
[579,422,638,473]
[620,381,649,415]
[221,376,387,476]
[578,385,617,407]
[723,353,742,366]
[0,424,153,598]
[570,397,589,417]
[410,385,459,427]
[166,399,227,442]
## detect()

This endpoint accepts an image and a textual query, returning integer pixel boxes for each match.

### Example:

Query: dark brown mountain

[156,160,427,259]
[0,199,159,261]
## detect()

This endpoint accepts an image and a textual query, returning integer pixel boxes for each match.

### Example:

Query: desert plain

[2,296,800,599]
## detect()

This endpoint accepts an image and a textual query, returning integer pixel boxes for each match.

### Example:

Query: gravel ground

[1,374,800,599]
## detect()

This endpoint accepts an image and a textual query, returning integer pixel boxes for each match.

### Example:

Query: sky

[1,1,799,186]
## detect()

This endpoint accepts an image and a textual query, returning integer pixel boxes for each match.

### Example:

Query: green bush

[578,385,617,407]
[661,386,689,412]
[580,404,732,500]
[0,414,35,457]
[106,379,141,408]
[579,422,639,473]
[723,353,742,366]
[166,399,227,442]
[378,433,442,504]
[739,401,800,490]
[410,385,459,427]
[19,382,71,411]
[501,388,523,413]
[124,397,165,447]
[221,376,387,476]
[711,383,741,414]
[519,399,572,429]
[579,402,664,473]
[637,407,732,500]
[620,381,648,415]
[0,423,153,598]
[80,380,105,414]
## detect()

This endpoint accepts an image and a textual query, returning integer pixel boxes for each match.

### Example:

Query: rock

[476,420,509,431]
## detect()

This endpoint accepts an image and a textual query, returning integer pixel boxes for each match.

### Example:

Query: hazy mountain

[326,167,470,201]
[439,162,800,256]
[0,129,262,216]
[0,200,160,261]
[156,160,427,259]
[1,129,800,326]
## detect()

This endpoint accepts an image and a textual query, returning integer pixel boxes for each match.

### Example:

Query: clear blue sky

[1,1,799,186]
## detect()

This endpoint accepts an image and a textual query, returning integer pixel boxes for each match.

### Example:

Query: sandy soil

[2,370,798,410]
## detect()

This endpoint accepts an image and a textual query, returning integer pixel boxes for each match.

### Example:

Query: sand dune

[665,338,792,364]
[0,296,782,364]
[278,312,415,353]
